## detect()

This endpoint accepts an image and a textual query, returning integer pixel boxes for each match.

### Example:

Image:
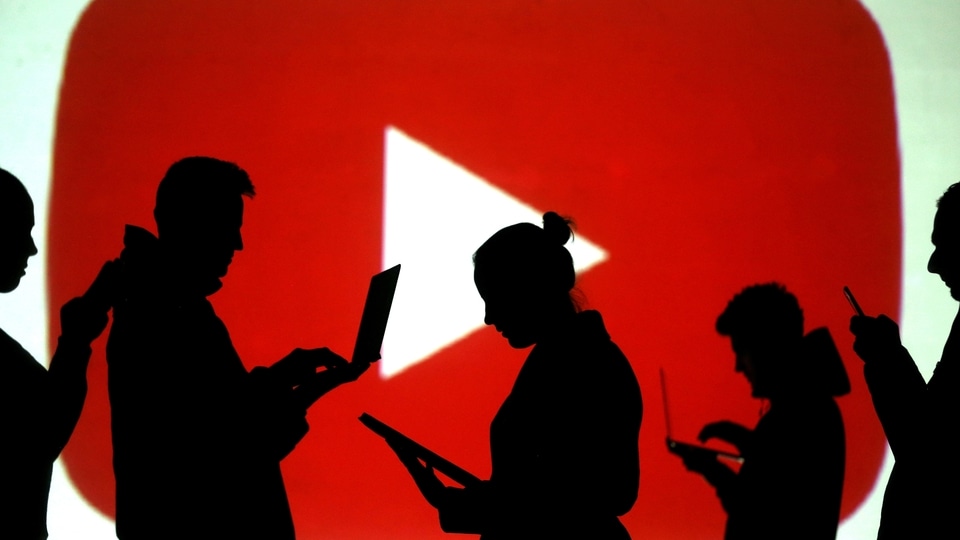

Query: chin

[505,335,536,349]
[0,274,23,293]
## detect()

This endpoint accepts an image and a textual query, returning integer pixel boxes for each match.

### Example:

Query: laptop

[661,367,743,463]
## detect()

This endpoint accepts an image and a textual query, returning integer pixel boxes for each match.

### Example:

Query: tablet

[360,412,483,489]
[352,264,401,364]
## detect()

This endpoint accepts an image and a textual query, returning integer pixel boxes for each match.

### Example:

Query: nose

[28,234,38,257]
[234,230,243,252]
[928,249,939,275]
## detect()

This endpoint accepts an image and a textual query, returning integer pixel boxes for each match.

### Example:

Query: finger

[346,360,372,380]
[849,315,871,334]
[317,350,350,370]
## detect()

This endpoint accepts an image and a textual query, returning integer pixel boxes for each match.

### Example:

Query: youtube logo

[49,1,899,537]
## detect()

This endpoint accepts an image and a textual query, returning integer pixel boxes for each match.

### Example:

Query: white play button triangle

[380,126,608,378]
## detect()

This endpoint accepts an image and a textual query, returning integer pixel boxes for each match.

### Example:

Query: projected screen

[2,1,959,538]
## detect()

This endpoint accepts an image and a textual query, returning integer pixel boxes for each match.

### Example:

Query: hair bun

[542,211,573,246]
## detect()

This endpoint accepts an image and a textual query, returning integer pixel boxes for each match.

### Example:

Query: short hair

[154,157,254,233]
[938,182,960,213]
[716,283,804,348]
[0,167,32,223]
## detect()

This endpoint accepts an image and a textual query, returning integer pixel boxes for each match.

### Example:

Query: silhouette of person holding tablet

[672,283,848,539]
[850,183,960,539]
[389,212,642,539]
[107,157,368,539]
[1,167,116,540]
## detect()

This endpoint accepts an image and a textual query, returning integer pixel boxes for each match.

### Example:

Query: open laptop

[661,368,743,463]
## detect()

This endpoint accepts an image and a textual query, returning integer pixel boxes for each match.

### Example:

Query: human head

[716,283,804,398]
[154,157,254,295]
[0,167,38,293]
[473,211,577,348]
[928,182,960,300]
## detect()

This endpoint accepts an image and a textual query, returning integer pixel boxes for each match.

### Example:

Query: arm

[851,314,932,463]
[42,261,117,459]
[385,436,489,534]
[239,347,368,461]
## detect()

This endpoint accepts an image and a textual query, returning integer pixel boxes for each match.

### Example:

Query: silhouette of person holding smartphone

[850,183,960,539]
[107,157,369,539]
[0,167,116,540]
[673,283,848,539]
[388,212,642,539]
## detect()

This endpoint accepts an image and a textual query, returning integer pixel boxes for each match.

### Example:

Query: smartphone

[843,286,865,317]
[666,437,743,463]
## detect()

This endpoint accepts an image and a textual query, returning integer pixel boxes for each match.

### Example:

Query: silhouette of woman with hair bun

[391,212,642,539]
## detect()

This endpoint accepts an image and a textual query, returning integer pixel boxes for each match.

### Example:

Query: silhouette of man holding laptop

[107,157,371,539]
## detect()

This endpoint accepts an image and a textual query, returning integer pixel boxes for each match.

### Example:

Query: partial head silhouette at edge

[928,182,960,301]
[0,167,39,294]
[0,166,115,540]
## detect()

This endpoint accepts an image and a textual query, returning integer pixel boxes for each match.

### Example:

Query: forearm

[291,370,345,409]
[245,367,309,460]
[438,483,490,534]
[43,335,93,457]
[863,345,931,461]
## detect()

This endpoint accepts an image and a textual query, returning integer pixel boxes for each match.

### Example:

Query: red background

[49,1,900,537]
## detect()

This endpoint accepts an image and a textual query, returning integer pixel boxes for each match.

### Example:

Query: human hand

[698,420,752,454]
[83,259,120,311]
[59,296,109,345]
[667,439,720,476]
[850,314,903,364]
[386,436,447,508]
[272,347,349,388]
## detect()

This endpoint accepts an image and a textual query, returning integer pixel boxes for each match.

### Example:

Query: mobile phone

[666,437,743,463]
[843,286,865,317]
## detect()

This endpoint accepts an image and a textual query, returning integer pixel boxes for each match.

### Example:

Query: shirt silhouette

[851,182,960,539]
[107,157,365,539]
[674,283,848,540]
[0,167,114,540]
[388,212,641,539]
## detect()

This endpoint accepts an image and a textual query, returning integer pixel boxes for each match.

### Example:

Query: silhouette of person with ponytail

[672,283,848,539]
[0,166,116,540]
[389,212,642,539]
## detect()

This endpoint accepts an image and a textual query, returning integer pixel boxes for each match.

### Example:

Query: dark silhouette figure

[389,212,642,539]
[0,167,115,540]
[850,183,960,539]
[107,157,368,540]
[673,283,849,539]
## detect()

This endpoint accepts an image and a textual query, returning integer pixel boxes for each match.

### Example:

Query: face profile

[154,157,253,296]
[0,168,39,294]
[474,263,546,349]
[928,209,960,300]
[716,283,804,399]
[472,213,578,350]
